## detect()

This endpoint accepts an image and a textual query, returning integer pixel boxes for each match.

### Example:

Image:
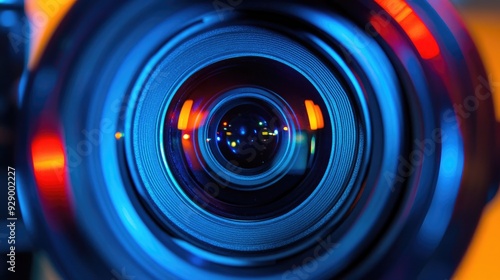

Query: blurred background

[450,0,500,279]
[0,0,498,279]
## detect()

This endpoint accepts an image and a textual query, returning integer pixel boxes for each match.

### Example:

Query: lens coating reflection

[164,57,333,219]
[216,103,281,170]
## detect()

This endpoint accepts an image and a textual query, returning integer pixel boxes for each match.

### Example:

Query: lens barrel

[17,0,499,279]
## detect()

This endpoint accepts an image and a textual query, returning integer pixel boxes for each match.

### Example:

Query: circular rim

[191,88,296,189]
[126,23,366,257]
[18,1,403,278]
[17,0,498,279]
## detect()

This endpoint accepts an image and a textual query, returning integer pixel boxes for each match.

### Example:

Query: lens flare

[178,99,194,130]
[374,0,440,60]
[31,131,72,229]
[305,100,325,130]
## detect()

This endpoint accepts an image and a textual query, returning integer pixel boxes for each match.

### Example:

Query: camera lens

[215,102,280,170]
[19,0,499,279]
[162,56,337,219]
[19,3,384,277]
[204,88,288,175]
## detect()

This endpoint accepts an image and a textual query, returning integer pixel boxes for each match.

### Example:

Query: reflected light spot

[31,131,72,228]
[305,100,325,130]
[32,133,65,176]
[374,0,440,59]
[178,100,194,130]
[314,105,325,129]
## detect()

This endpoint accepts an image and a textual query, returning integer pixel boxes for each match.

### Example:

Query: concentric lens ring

[196,88,296,190]
[128,25,365,256]
[20,1,417,278]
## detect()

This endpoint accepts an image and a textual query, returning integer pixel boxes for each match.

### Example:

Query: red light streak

[31,132,72,229]
[375,0,440,60]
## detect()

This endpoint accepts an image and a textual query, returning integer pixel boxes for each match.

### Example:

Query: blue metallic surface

[16,0,499,279]
[129,23,363,257]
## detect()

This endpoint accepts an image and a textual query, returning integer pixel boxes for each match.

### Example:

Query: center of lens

[216,104,280,169]
[161,57,335,220]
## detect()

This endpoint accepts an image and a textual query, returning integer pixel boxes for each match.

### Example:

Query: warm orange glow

[26,0,76,69]
[305,100,325,131]
[32,133,65,184]
[178,100,194,130]
[115,132,124,140]
[455,191,500,280]
[283,126,289,131]
[314,105,325,129]
[305,100,318,130]
[183,134,190,140]
[457,10,500,122]
[31,132,72,228]
[375,0,440,60]
[181,132,201,170]
[453,8,500,279]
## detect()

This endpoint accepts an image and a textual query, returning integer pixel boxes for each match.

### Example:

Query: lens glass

[163,57,333,219]
[215,103,281,170]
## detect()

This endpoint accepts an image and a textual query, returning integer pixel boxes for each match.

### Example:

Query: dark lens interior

[163,57,333,219]
[215,103,282,170]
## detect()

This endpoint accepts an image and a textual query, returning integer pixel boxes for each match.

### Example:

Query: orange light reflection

[26,0,76,69]
[31,132,72,229]
[178,100,194,130]
[375,0,440,60]
[305,100,325,131]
